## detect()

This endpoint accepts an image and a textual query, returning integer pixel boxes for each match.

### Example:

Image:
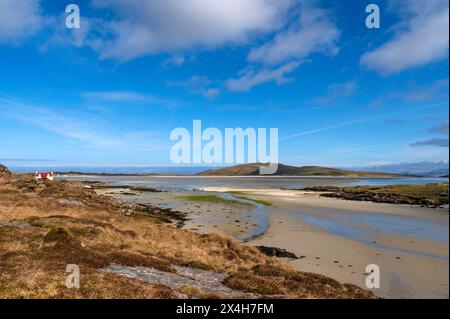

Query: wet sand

[89,176,448,299]
[203,187,449,299]
[97,188,263,240]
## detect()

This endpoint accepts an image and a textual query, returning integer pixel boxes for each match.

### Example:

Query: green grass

[235,195,272,206]
[227,192,273,206]
[178,195,252,206]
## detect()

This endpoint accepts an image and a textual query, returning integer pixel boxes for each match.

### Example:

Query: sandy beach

[230,188,449,299]
[94,179,449,299]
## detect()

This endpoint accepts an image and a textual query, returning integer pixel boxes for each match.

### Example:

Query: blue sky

[0,0,448,167]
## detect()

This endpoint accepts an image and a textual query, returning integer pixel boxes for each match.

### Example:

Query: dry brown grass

[0,179,376,299]
[224,264,373,298]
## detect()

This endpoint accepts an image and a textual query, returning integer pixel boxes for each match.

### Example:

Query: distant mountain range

[347,161,449,177]
[198,163,404,177]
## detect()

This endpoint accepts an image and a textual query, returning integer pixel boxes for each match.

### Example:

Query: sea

[9,166,448,188]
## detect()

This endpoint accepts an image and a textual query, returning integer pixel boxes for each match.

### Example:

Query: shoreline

[1,177,380,299]
[56,174,441,180]
[99,182,448,299]
[202,187,448,298]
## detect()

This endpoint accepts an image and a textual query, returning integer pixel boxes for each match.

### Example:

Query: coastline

[1,177,378,299]
[99,182,448,299]
[235,188,448,299]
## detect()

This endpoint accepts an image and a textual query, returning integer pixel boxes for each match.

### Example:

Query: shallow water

[341,214,449,243]
[69,175,448,254]
[107,181,271,241]
[291,211,449,260]
[65,175,449,190]
[217,193,270,241]
[344,177,448,187]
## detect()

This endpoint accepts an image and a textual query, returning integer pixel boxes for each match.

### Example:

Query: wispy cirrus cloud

[162,55,186,67]
[225,61,303,92]
[0,158,55,163]
[411,138,449,148]
[410,120,449,148]
[402,79,449,102]
[0,97,169,151]
[83,91,153,102]
[226,2,339,93]
[248,5,340,65]
[309,81,358,105]
[167,76,220,99]
[371,79,449,107]
[429,122,449,135]
[384,119,406,125]
[82,91,184,108]
[280,101,449,141]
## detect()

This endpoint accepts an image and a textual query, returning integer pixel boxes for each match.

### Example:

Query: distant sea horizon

[9,166,221,175]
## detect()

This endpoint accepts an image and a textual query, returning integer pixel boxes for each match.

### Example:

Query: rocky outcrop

[120,202,188,227]
[130,186,163,193]
[0,164,13,183]
[256,246,298,259]
[303,185,449,208]
[100,264,256,298]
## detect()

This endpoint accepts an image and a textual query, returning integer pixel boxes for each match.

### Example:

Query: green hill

[198,163,404,177]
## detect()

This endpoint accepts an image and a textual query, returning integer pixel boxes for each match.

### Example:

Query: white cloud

[310,81,358,105]
[224,3,339,92]
[91,0,294,61]
[429,122,449,135]
[162,55,185,67]
[328,81,358,97]
[402,79,449,101]
[361,0,449,75]
[0,0,43,43]
[248,5,340,65]
[39,16,101,51]
[167,76,220,99]
[371,79,449,107]
[203,88,221,99]
[226,61,303,92]
[411,138,449,148]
